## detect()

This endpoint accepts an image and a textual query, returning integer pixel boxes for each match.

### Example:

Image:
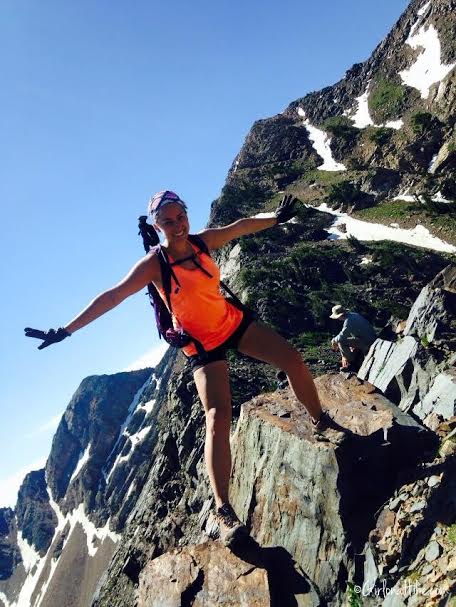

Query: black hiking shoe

[311,410,333,432]
[214,503,249,547]
[311,410,351,443]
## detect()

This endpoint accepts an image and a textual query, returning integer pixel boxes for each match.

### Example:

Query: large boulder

[223,375,433,605]
[138,542,273,607]
[404,265,456,346]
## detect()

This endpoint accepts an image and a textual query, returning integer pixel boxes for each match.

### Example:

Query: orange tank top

[156,241,244,356]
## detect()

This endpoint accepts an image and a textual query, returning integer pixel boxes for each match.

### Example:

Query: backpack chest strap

[170,251,214,279]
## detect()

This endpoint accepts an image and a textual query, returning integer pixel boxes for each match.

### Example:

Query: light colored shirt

[333,311,376,346]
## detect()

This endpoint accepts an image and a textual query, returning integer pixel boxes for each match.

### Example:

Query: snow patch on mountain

[140,399,156,414]
[384,119,403,129]
[17,532,41,573]
[297,108,347,171]
[34,557,59,607]
[348,90,374,128]
[9,537,45,607]
[393,192,416,202]
[343,87,403,130]
[394,191,454,204]
[311,202,456,253]
[104,376,151,482]
[399,20,455,98]
[0,591,11,607]
[69,444,91,483]
[67,504,120,558]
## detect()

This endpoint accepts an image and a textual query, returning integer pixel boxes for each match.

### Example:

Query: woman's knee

[280,345,305,375]
[205,406,231,436]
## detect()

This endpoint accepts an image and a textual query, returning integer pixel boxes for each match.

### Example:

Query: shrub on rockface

[347,235,367,253]
[240,205,334,256]
[323,116,359,143]
[368,79,405,123]
[409,111,437,136]
[417,192,456,215]
[262,158,317,190]
[440,177,456,201]
[326,181,362,210]
[365,126,394,146]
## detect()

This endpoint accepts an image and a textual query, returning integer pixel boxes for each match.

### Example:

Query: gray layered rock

[414,368,456,419]
[358,337,418,399]
[404,265,456,346]
[359,264,456,425]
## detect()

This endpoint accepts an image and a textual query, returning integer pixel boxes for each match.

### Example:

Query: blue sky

[0,0,409,507]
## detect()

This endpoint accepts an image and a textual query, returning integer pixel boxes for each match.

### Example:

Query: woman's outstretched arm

[199,194,299,250]
[64,253,158,334]
[25,253,159,349]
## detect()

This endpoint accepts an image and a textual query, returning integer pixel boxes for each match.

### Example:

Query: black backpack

[138,216,252,355]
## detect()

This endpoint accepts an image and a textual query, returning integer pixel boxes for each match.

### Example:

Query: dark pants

[338,337,372,363]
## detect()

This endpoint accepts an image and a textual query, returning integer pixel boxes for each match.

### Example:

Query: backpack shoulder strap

[188,233,210,256]
[153,245,182,313]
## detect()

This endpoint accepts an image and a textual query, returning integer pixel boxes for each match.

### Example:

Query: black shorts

[187,311,255,372]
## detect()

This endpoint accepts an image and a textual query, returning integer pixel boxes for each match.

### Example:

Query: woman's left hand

[274,194,299,224]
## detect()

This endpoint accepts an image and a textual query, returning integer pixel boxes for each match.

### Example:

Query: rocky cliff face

[0,366,154,607]
[1,1,455,605]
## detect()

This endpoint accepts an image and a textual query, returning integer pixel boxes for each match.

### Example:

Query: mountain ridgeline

[1,0,455,605]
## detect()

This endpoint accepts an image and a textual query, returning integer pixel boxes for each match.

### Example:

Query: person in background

[330,305,376,372]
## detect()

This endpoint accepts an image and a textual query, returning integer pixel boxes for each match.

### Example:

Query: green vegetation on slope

[368,79,405,123]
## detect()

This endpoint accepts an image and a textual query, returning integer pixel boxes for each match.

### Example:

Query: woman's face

[154,202,190,242]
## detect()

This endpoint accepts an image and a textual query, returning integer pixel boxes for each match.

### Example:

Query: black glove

[274,194,300,224]
[24,327,71,350]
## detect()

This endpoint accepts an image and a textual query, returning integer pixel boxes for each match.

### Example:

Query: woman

[25,190,331,547]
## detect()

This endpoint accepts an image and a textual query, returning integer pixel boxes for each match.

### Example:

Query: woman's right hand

[24,327,71,350]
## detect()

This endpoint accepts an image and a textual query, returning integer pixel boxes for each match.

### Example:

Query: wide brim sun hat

[330,304,347,319]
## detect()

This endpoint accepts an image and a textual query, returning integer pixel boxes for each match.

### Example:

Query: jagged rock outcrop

[358,264,456,427]
[361,418,456,604]
[215,0,456,241]
[16,470,57,556]
[404,263,456,346]
[46,368,152,517]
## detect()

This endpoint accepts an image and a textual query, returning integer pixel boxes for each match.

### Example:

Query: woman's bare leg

[193,360,232,508]
[238,322,323,421]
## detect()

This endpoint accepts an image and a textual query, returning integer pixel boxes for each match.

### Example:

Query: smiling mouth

[174,230,185,237]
